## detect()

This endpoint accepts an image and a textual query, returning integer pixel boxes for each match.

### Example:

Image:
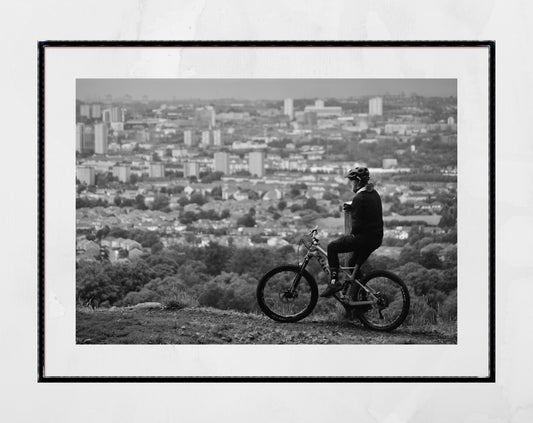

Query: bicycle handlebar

[309,226,319,235]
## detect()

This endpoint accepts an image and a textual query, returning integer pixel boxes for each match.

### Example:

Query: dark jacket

[348,183,383,237]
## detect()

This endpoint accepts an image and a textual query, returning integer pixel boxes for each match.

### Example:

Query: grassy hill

[76,306,456,345]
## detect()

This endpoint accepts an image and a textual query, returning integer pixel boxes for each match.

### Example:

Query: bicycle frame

[294,231,377,306]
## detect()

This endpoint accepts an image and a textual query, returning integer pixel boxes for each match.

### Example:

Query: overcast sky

[77,79,456,101]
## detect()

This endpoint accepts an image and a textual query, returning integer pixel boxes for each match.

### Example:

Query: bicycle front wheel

[355,270,410,331]
[256,265,318,323]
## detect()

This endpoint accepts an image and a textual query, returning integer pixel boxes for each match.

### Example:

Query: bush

[120,288,159,306]
[236,214,256,227]
[438,289,457,321]
[197,272,258,313]
[163,291,198,310]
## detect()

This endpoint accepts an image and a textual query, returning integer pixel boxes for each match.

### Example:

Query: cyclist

[320,167,384,297]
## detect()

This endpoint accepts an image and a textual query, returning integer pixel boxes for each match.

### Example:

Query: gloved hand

[342,203,352,211]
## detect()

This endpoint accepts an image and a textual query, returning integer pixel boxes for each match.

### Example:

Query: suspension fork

[290,254,311,291]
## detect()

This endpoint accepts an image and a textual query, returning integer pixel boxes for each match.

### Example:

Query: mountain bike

[256,226,410,331]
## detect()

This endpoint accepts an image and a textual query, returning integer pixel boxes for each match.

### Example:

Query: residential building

[94,123,108,154]
[149,163,165,178]
[76,123,84,153]
[184,161,200,179]
[382,158,398,169]
[81,125,95,153]
[214,152,230,174]
[112,164,131,183]
[76,166,95,185]
[263,188,283,201]
[110,122,124,132]
[172,149,188,158]
[183,129,193,146]
[354,113,369,130]
[369,97,383,116]
[385,124,408,135]
[303,105,342,117]
[201,130,211,146]
[284,98,294,120]
[91,104,101,119]
[110,107,126,122]
[249,151,265,178]
[195,106,216,127]
[102,109,111,122]
[213,129,222,146]
[80,104,91,118]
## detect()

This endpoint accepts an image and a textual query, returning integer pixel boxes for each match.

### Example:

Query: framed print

[38,41,494,381]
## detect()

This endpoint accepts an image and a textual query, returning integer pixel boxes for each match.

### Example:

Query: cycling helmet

[345,167,370,182]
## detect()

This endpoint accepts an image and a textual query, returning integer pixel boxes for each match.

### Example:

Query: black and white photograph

[74,79,458,345]
[39,44,491,380]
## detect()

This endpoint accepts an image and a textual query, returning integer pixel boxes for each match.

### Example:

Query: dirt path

[76,307,456,344]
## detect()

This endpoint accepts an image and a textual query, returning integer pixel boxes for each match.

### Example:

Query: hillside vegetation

[77,226,457,333]
[77,307,456,345]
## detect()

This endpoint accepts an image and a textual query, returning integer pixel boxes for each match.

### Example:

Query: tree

[442,244,457,268]
[198,282,224,308]
[177,196,189,207]
[248,190,260,200]
[290,203,301,213]
[210,186,223,199]
[439,206,457,228]
[277,200,287,211]
[131,230,160,248]
[177,260,209,287]
[236,214,256,228]
[398,245,422,266]
[135,194,147,210]
[224,247,279,276]
[366,254,398,271]
[420,251,442,269]
[95,172,111,188]
[202,242,233,275]
[150,262,175,278]
[251,234,267,244]
[322,191,338,201]
[290,188,301,198]
[304,197,319,212]
[201,171,224,183]
[171,185,185,194]
[179,211,198,225]
[151,194,170,211]
[108,227,131,239]
[221,209,230,219]
[190,192,205,205]
[151,242,164,254]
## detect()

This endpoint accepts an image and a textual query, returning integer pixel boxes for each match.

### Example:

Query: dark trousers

[327,233,382,271]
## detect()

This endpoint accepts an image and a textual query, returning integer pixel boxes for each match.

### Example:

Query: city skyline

[77,79,457,102]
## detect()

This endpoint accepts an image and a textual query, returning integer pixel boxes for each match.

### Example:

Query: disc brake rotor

[279,290,298,303]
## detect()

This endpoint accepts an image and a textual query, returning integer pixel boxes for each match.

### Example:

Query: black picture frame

[38,40,495,383]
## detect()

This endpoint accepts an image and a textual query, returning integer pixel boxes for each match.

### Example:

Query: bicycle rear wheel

[256,265,318,323]
[355,270,410,331]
